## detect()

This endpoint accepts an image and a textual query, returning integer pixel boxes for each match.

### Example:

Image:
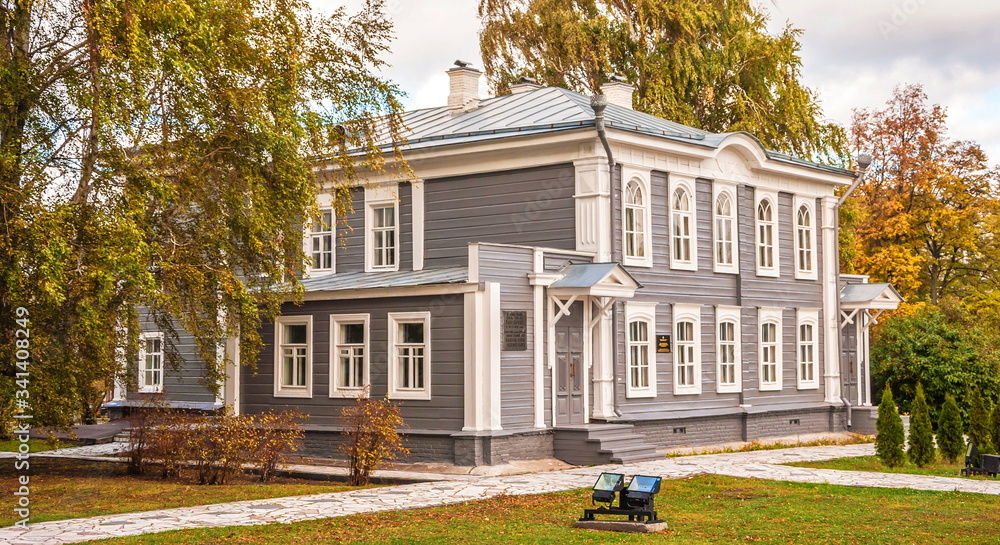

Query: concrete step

[554,423,660,466]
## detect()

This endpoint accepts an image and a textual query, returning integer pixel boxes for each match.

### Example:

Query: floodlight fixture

[591,472,624,505]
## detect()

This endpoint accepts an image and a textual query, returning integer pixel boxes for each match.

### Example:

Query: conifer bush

[907,383,935,467]
[937,393,965,463]
[875,385,906,468]
[967,388,993,454]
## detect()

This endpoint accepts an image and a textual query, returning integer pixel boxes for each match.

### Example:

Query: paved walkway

[4,443,1000,544]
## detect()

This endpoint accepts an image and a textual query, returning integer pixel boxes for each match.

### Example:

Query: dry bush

[339,390,409,486]
[250,410,306,482]
[145,411,195,478]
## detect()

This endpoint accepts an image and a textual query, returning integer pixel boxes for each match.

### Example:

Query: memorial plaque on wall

[502,311,528,351]
[656,335,671,353]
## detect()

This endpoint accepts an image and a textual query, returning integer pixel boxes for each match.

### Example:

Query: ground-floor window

[274,315,312,398]
[758,307,783,391]
[138,332,164,393]
[673,303,702,395]
[797,309,820,389]
[625,302,657,398]
[388,312,431,400]
[331,314,370,397]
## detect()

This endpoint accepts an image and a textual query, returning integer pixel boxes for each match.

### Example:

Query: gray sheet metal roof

[841,283,904,304]
[549,263,642,289]
[360,86,850,177]
[300,267,468,292]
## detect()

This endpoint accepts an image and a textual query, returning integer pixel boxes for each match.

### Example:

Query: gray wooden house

[109,65,901,465]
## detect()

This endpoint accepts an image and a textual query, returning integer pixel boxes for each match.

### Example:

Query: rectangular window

[311,208,334,271]
[673,303,702,395]
[797,309,819,389]
[715,305,742,394]
[138,333,164,393]
[628,320,650,390]
[372,204,396,269]
[389,312,431,399]
[331,314,369,397]
[274,316,312,398]
[758,307,783,391]
[625,302,657,398]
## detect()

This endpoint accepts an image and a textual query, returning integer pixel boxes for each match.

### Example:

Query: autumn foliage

[339,392,409,486]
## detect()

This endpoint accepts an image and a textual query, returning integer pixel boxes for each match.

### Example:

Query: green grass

[786,455,986,478]
[0,438,63,452]
[0,458,362,526]
[92,474,1000,544]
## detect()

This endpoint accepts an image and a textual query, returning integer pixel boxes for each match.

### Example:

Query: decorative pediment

[548,263,641,298]
[840,283,904,311]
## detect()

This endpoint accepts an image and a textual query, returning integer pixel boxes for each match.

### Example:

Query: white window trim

[138,332,164,394]
[755,190,780,277]
[621,167,653,268]
[715,305,742,394]
[364,184,399,272]
[673,303,702,395]
[625,301,657,398]
[793,197,818,280]
[388,311,432,400]
[758,307,783,392]
[797,308,820,390]
[273,315,313,398]
[307,206,335,274]
[669,175,698,271]
[329,313,370,398]
[712,182,740,274]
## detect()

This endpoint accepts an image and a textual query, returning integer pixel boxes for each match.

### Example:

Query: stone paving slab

[3,443,1000,545]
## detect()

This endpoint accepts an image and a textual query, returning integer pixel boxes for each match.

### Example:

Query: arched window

[715,305,742,394]
[718,321,737,387]
[672,303,702,395]
[628,320,651,390]
[715,193,734,267]
[796,309,819,389]
[624,180,647,261]
[760,321,778,386]
[756,199,775,271]
[671,187,693,264]
[796,204,814,275]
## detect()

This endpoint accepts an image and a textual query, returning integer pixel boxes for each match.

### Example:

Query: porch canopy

[547,263,641,299]
[840,282,904,326]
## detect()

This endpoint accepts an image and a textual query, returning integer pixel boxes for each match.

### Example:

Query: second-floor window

[715,192,734,267]
[311,209,334,271]
[624,179,648,263]
[756,197,777,275]
[671,187,693,266]
[795,202,816,279]
[370,203,397,270]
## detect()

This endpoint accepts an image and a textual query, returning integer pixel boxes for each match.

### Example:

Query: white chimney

[600,80,635,110]
[447,63,482,112]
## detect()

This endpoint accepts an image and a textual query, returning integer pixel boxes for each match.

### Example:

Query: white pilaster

[223,335,241,414]
[412,181,424,271]
[821,195,842,403]
[573,157,612,261]
[463,281,502,432]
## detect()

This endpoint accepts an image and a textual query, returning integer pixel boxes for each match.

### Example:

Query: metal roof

[300,267,468,292]
[550,263,640,289]
[841,282,905,307]
[358,86,851,177]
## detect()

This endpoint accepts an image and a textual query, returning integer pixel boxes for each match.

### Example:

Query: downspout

[835,154,871,429]
[591,94,622,417]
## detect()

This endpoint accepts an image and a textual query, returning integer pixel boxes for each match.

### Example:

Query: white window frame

[796,309,820,390]
[364,184,399,272]
[755,190,779,277]
[273,315,313,398]
[794,197,818,280]
[673,303,702,395]
[330,313,370,398]
[712,183,739,274]
[622,171,652,268]
[625,302,657,398]
[758,307,783,391]
[715,305,742,394]
[138,332,164,393]
[669,175,698,271]
[309,207,335,273]
[388,311,431,400]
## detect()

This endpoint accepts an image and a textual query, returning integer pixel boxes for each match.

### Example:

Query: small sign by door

[502,310,528,351]
[656,335,671,353]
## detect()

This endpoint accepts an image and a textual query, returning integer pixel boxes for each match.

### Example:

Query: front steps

[553,423,661,465]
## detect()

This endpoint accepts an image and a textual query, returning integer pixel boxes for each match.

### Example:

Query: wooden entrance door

[555,303,585,425]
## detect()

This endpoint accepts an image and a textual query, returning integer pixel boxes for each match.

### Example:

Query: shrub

[966,388,994,454]
[339,391,409,486]
[250,410,306,482]
[875,385,906,468]
[937,393,965,463]
[145,411,195,478]
[124,400,171,475]
[992,402,1000,455]
[907,383,935,467]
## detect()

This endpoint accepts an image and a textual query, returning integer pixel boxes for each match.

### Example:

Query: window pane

[285,324,307,344]
[401,322,424,344]
[342,323,365,344]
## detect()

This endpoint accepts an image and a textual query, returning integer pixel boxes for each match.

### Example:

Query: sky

[321,0,1000,163]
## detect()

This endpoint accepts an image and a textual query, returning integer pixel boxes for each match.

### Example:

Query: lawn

[0,438,63,452]
[92,474,1000,545]
[786,455,987,479]
[0,458,361,527]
